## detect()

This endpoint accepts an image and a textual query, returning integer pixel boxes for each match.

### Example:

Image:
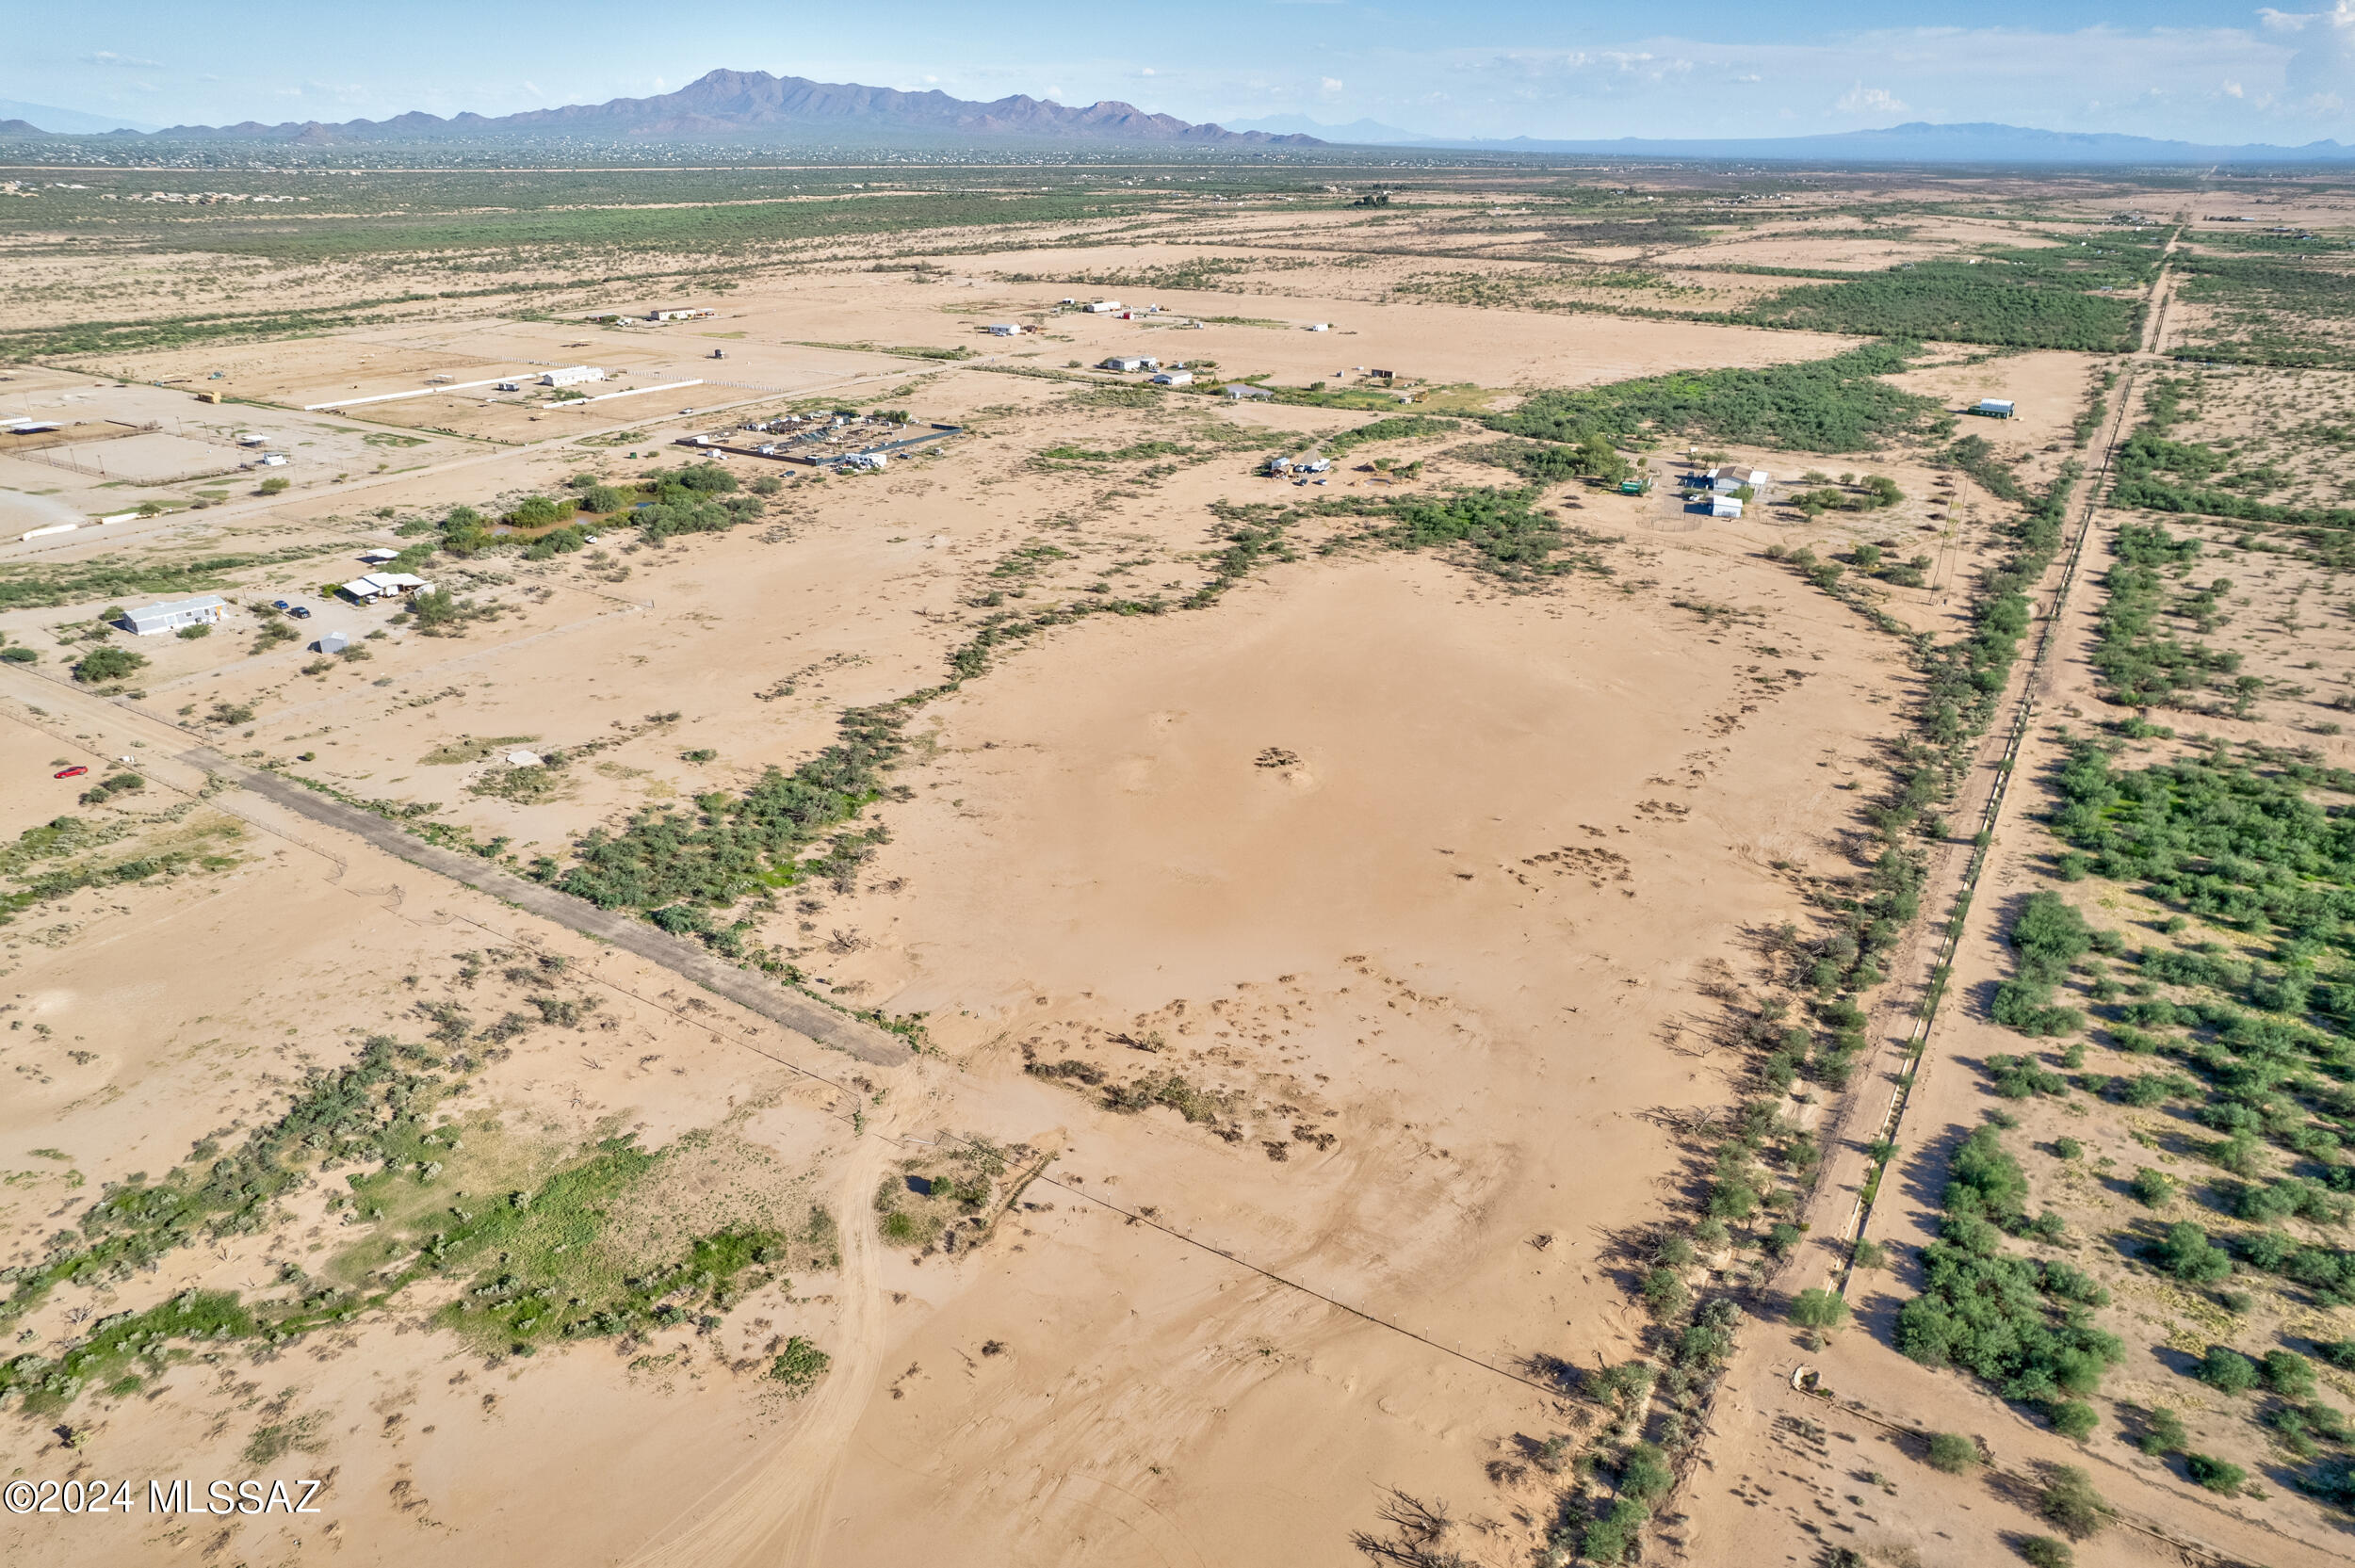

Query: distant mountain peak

[145,68,1321,147]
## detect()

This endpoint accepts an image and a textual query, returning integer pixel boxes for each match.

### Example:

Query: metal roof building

[123,595,228,636]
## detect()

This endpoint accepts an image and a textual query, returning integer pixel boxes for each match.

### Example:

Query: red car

[54,766,88,779]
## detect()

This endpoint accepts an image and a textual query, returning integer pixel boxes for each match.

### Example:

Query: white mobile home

[1976,398,2016,418]
[1082,299,1123,314]
[541,365,605,388]
[122,595,228,637]
[986,324,1019,336]
[1100,355,1158,373]
[1151,370,1194,388]
[1706,466,1768,492]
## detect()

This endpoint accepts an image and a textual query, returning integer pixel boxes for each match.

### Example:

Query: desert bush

[1790,1288,1849,1333]
[73,645,147,684]
[1926,1431,1982,1473]
[2151,1222,2233,1283]
[2185,1452,2246,1494]
[2038,1465,2111,1539]
[2197,1345,2260,1395]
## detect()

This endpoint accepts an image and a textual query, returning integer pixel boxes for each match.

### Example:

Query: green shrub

[2197,1346,2259,1395]
[2,645,38,663]
[767,1335,830,1395]
[1581,1496,1649,1564]
[1619,1443,1673,1503]
[2048,1399,2098,1441]
[2129,1168,2174,1207]
[2262,1349,2315,1398]
[73,645,147,684]
[2038,1465,2110,1539]
[2150,1222,2233,1284]
[1926,1431,1982,1473]
[2139,1406,2187,1455]
[1791,1288,1849,1333]
[2018,1537,2073,1568]
[2185,1452,2246,1495]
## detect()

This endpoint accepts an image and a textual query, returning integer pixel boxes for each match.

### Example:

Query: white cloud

[1321,76,1343,95]
[1837,83,1909,115]
[1378,23,2343,140]
[88,50,160,68]
[2263,1,2355,106]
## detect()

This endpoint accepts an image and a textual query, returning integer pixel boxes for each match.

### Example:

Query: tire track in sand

[615,1122,898,1568]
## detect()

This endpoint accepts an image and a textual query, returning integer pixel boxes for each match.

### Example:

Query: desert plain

[0,156,2353,1568]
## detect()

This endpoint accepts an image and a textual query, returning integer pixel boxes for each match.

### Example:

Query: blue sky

[9,1,2355,143]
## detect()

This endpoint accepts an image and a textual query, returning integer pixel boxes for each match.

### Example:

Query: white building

[839,452,888,471]
[123,595,227,636]
[1307,322,1330,332]
[341,572,432,602]
[1224,383,1274,401]
[541,365,605,388]
[1708,494,1746,519]
[986,324,1019,336]
[1151,370,1194,388]
[358,548,400,564]
[317,632,350,655]
[1707,466,1768,492]
[1083,299,1123,314]
[256,453,289,467]
[1101,355,1158,373]
[646,308,716,322]
[1976,398,2016,418]
[1296,457,1332,474]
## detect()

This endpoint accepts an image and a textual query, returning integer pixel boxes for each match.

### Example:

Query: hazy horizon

[7,1,2354,147]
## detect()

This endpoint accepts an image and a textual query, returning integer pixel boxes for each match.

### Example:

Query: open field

[5,155,2355,1567]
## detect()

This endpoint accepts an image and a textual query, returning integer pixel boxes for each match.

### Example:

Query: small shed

[1976,398,2016,418]
[1708,494,1746,519]
[317,632,350,655]
[1151,370,1194,388]
[123,595,228,637]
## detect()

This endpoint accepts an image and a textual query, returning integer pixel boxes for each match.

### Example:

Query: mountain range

[7,73,2354,165]
[120,69,1317,147]
[1235,114,2355,165]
